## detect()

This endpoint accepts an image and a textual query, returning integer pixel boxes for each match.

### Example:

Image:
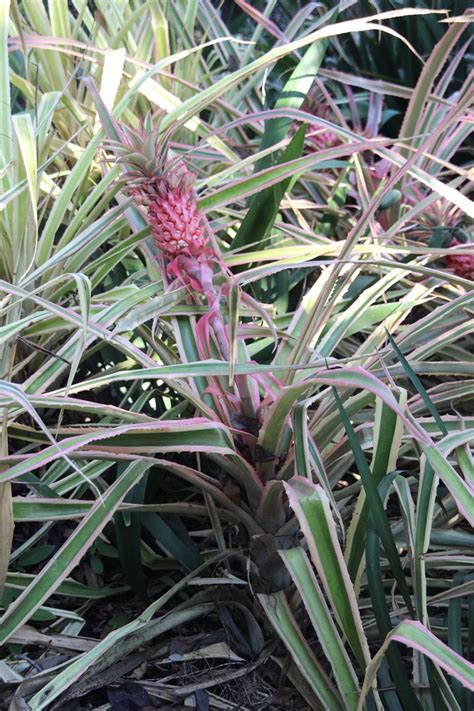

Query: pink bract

[446,238,474,279]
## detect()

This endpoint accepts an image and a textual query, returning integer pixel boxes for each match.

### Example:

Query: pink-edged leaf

[420,442,474,526]
[257,365,431,479]
[0,460,150,643]
[0,419,236,484]
[198,138,390,211]
[285,477,371,669]
[5,394,154,423]
[357,620,474,710]
[279,547,360,706]
[255,480,286,533]
[238,289,278,351]
[259,591,343,710]
[0,278,114,340]
[399,16,469,158]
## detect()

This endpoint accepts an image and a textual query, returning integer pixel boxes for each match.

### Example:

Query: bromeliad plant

[84,39,473,705]
[1,2,473,709]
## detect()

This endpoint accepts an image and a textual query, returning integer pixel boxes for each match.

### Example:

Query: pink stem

[176,255,255,417]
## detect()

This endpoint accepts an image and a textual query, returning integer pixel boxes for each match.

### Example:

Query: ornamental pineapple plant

[89,103,299,592]
[0,9,472,708]
[110,123,232,362]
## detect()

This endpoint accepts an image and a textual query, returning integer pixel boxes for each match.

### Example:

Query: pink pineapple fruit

[446,237,474,279]
[110,125,230,358]
[290,83,341,152]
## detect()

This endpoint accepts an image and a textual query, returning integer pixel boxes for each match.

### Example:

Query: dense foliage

[0,2,472,709]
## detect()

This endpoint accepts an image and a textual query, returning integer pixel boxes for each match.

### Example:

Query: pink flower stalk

[290,103,340,153]
[107,122,263,424]
[135,167,230,354]
[446,238,474,279]
[290,83,341,152]
[112,125,231,359]
[305,121,341,151]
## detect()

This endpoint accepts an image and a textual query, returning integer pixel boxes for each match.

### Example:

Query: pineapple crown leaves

[105,117,176,183]
[104,119,212,265]
[106,124,200,200]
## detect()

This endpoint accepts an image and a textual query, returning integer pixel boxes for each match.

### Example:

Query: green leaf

[259,592,343,710]
[257,24,335,167]
[15,545,56,568]
[448,573,466,707]
[385,329,447,436]
[333,388,415,616]
[285,478,371,669]
[141,512,202,571]
[0,461,151,643]
[232,124,306,253]
[346,390,407,583]
[114,468,148,602]
[280,547,360,708]
[365,475,422,710]
[357,621,474,711]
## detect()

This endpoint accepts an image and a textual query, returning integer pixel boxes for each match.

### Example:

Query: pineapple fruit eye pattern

[108,123,233,364]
